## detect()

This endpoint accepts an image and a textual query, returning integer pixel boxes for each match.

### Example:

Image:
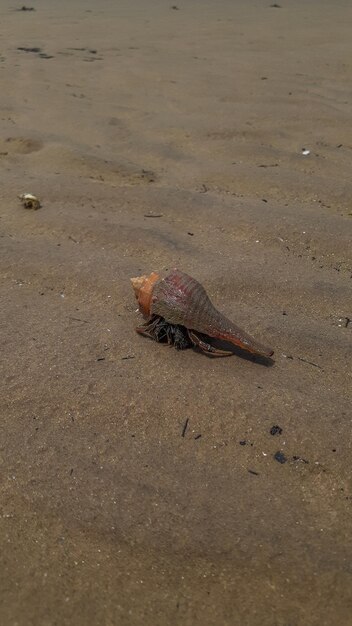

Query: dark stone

[274,451,287,464]
[270,425,282,436]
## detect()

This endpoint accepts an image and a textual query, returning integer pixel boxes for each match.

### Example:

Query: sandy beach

[1,1,352,624]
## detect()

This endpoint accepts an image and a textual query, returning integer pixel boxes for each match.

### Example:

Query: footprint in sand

[0,137,43,155]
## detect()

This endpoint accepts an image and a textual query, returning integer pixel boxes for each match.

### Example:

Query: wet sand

[1,1,352,624]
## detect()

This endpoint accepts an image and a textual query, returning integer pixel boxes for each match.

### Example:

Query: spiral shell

[131,269,274,358]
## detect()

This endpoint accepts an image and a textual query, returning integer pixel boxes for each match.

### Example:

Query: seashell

[131,269,274,358]
[18,193,41,210]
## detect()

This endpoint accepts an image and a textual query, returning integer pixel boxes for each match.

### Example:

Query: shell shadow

[195,336,275,367]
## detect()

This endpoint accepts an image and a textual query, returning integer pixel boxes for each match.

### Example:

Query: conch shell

[131,269,274,358]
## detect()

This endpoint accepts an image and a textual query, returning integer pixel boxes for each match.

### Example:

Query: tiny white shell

[18,193,41,210]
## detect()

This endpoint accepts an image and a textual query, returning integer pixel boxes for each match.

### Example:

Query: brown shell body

[131,269,274,358]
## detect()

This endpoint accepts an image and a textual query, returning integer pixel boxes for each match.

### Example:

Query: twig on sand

[181,418,189,437]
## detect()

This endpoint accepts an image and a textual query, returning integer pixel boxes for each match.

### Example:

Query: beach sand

[1,1,351,624]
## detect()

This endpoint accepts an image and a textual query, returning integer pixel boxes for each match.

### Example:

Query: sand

[1,0,352,624]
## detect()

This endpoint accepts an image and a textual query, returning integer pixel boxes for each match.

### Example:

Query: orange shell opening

[130,272,160,317]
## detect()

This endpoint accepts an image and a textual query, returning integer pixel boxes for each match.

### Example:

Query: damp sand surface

[1,1,352,624]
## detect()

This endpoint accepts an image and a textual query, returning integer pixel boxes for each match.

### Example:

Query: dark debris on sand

[274,451,287,464]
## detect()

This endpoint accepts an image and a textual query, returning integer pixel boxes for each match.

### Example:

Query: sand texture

[1,1,352,624]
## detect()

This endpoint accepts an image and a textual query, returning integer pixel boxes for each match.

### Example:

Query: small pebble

[274,451,287,464]
[270,425,283,436]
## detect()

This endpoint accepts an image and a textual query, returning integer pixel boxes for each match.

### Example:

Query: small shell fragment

[18,193,41,210]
